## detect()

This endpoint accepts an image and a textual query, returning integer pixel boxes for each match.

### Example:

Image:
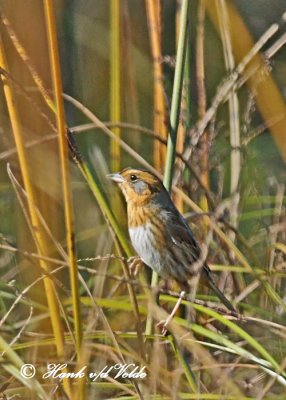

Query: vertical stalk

[217,0,241,211]
[196,0,210,214]
[110,0,121,172]
[163,0,190,188]
[145,0,167,171]
[146,0,190,335]
[0,32,71,398]
[44,0,82,390]
[174,0,191,212]
[216,0,242,293]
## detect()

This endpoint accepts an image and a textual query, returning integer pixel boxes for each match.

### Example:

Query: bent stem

[67,130,146,362]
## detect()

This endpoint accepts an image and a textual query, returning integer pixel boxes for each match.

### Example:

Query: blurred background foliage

[0,0,286,399]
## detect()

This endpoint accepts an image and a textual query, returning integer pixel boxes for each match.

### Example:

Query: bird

[107,167,236,331]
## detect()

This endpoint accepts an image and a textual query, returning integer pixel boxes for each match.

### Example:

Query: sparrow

[107,167,236,314]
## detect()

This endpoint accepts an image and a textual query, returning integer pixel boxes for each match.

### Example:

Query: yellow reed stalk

[0,33,70,397]
[44,0,82,370]
[110,0,121,172]
[145,0,167,171]
[206,0,286,162]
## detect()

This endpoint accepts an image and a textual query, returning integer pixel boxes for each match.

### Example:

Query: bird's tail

[204,269,236,313]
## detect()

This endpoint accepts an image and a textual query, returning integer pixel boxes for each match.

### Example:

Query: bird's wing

[163,209,236,313]
[165,209,202,265]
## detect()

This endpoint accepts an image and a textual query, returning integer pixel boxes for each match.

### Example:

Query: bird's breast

[128,223,165,275]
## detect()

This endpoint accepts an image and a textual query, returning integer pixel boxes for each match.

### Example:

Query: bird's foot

[156,319,169,336]
[156,290,186,336]
[127,256,143,277]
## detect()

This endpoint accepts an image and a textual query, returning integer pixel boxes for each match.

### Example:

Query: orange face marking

[117,168,163,206]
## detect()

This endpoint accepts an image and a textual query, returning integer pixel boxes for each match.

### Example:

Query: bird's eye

[130,174,137,182]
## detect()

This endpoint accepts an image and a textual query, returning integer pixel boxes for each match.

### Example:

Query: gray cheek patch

[133,181,148,194]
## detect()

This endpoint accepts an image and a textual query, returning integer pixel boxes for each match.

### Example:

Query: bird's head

[107,168,167,206]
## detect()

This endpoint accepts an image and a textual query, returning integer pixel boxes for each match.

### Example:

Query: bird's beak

[106,172,124,184]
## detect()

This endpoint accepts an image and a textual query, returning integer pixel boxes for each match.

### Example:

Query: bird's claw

[128,256,143,277]
[156,320,169,336]
[156,290,186,336]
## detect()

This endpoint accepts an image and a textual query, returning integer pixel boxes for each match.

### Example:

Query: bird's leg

[127,256,143,277]
[157,290,186,336]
